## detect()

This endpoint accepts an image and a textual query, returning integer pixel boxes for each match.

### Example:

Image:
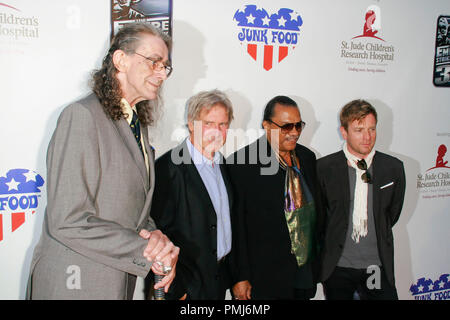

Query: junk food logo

[0,169,44,243]
[233,4,303,71]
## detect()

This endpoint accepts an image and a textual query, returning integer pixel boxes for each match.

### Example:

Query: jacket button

[211,224,216,230]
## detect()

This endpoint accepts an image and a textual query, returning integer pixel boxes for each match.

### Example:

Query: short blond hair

[340,99,377,130]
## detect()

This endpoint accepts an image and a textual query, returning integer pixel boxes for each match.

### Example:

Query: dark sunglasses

[357,159,372,184]
[268,120,306,132]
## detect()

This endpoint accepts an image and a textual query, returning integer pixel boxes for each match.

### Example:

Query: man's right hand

[232,280,252,300]
[139,229,178,263]
[139,229,180,292]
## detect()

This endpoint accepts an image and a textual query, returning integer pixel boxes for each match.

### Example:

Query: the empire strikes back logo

[410,274,450,300]
[0,169,44,243]
[433,15,450,87]
[233,4,303,71]
[111,0,172,37]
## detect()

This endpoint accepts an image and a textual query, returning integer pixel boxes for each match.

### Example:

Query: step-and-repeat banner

[0,0,449,300]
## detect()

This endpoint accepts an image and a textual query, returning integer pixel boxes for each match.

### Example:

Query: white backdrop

[0,0,449,300]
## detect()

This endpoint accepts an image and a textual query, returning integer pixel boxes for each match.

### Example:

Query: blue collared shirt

[186,138,232,261]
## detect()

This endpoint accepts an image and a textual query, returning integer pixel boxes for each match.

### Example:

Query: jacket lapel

[220,160,234,217]
[294,146,313,193]
[181,142,218,219]
[141,127,153,191]
[112,118,149,192]
[337,151,351,220]
[370,152,381,228]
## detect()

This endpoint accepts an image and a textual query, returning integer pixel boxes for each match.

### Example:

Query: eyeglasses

[357,159,372,184]
[268,120,306,133]
[133,52,173,76]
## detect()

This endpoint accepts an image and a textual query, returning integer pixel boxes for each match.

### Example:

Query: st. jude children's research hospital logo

[233,4,303,71]
[416,144,450,199]
[0,2,40,40]
[340,4,395,73]
[0,169,44,243]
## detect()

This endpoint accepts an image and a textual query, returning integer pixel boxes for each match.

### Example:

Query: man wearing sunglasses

[316,99,406,300]
[227,96,320,300]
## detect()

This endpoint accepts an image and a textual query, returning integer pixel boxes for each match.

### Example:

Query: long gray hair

[91,22,172,126]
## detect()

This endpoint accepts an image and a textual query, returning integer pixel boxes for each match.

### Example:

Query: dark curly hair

[91,23,172,126]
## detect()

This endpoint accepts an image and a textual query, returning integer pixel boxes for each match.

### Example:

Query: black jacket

[149,140,235,299]
[316,150,406,286]
[226,135,321,299]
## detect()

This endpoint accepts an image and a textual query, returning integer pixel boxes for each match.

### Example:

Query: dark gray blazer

[150,140,235,299]
[316,150,406,286]
[28,93,157,299]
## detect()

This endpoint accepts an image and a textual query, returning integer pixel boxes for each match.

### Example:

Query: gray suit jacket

[27,93,157,299]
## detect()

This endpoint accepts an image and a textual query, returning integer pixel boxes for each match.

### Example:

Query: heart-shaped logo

[233,4,303,71]
[0,168,44,242]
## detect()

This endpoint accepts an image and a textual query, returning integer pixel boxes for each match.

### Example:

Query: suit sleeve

[226,157,252,283]
[389,161,406,226]
[46,104,151,277]
[150,156,194,299]
[315,160,328,248]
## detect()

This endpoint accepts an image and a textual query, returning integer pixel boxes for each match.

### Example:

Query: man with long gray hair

[150,89,236,299]
[27,23,179,299]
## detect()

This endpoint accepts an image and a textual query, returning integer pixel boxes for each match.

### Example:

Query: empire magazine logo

[340,4,395,74]
[0,169,44,243]
[233,4,303,71]
[416,144,450,199]
[111,0,172,36]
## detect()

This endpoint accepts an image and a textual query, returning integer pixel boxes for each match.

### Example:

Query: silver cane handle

[154,274,165,300]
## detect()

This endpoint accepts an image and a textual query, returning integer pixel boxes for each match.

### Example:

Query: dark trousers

[294,287,316,300]
[323,266,398,300]
[217,255,232,299]
[145,255,232,300]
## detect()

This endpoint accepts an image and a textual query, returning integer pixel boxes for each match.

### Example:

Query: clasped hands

[139,229,180,293]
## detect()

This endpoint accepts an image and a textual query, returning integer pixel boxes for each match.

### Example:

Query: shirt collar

[186,138,221,168]
[121,98,137,125]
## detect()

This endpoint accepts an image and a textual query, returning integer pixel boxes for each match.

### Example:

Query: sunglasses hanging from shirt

[357,159,372,184]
